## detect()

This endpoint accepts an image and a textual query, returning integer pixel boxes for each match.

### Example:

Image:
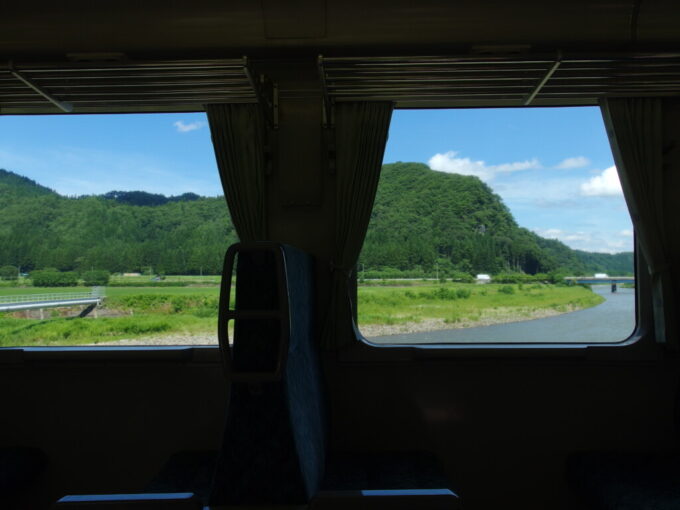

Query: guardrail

[0,287,105,304]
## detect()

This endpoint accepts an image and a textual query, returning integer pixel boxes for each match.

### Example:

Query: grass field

[358,281,603,326]
[0,281,603,346]
[0,284,221,346]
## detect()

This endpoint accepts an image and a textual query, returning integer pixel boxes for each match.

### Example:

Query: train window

[357,107,636,345]
[0,113,233,347]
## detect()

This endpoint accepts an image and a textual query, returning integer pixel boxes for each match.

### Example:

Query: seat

[59,242,458,509]
[54,493,201,509]
[207,242,458,508]
[0,447,47,509]
[567,451,680,509]
[208,242,326,505]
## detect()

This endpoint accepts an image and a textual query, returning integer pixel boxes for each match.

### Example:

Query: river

[368,285,636,344]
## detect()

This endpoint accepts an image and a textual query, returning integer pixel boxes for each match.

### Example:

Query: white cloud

[428,151,540,182]
[580,166,622,197]
[532,227,633,253]
[492,159,541,172]
[620,229,634,237]
[555,156,590,169]
[173,120,207,133]
[537,228,564,238]
[494,177,584,206]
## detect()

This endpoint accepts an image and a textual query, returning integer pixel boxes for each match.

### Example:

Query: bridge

[564,276,634,292]
[0,287,105,317]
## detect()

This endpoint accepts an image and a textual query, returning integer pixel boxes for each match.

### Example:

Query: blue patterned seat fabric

[567,451,680,509]
[208,244,326,505]
[150,243,453,505]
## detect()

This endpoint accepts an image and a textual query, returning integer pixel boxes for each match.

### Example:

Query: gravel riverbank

[90,305,579,345]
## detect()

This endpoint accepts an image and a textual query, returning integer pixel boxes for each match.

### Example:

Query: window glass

[358,107,635,344]
[0,113,232,347]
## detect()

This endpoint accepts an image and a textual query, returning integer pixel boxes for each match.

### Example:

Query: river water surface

[368,285,636,345]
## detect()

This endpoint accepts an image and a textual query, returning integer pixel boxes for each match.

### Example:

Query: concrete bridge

[0,287,105,317]
[564,276,634,292]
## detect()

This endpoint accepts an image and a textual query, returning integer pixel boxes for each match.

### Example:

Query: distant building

[476,274,491,283]
[594,273,609,278]
[123,272,141,277]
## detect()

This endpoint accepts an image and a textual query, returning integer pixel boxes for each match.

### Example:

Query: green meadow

[0,280,603,346]
[358,281,603,326]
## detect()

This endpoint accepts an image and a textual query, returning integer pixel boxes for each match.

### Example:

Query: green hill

[0,164,633,276]
[359,162,632,277]
[574,250,634,275]
[0,170,236,275]
[0,169,56,201]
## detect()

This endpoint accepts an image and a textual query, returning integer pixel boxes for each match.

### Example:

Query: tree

[0,265,18,280]
[31,270,78,287]
[82,270,110,286]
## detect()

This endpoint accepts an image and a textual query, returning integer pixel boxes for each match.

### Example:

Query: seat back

[209,243,326,505]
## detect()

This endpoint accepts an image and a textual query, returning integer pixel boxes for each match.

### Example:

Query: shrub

[449,271,475,283]
[31,270,78,287]
[107,281,187,287]
[494,273,534,284]
[498,285,516,295]
[0,265,18,280]
[456,288,471,299]
[82,270,110,286]
[428,287,455,300]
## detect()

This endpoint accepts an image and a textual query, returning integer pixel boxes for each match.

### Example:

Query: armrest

[310,489,460,509]
[54,492,201,509]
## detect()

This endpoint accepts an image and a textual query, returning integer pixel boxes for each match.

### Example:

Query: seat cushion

[146,451,217,504]
[0,447,47,502]
[567,451,680,510]
[323,452,451,491]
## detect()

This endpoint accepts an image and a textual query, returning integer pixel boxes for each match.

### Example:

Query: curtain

[600,97,677,346]
[206,103,267,242]
[321,102,393,349]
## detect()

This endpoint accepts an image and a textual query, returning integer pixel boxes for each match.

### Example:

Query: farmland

[0,277,603,346]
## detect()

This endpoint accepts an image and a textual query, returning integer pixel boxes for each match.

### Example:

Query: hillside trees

[0,171,237,274]
[0,166,633,276]
[0,265,18,280]
[359,162,588,276]
[31,270,78,287]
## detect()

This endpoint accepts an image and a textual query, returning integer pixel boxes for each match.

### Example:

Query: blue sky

[0,107,633,253]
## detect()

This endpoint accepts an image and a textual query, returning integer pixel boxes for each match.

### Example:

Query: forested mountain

[0,169,56,199]
[101,190,202,206]
[573,250,634,275]
[0,169,236,274]
[0,166,633,276]
[359,162,633,276]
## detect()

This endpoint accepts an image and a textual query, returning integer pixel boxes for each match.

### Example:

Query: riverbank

[0,281,604,346]
[372,286,635,344]
[87,304,581,345]
[358,303,582,338]
[92,302,593,345]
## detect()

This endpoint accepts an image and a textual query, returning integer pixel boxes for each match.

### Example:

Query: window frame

[350,105,645,354]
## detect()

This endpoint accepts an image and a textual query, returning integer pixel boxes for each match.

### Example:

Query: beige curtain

[321,102,393,349]
[206,103,267,242]
[600,97,677,346]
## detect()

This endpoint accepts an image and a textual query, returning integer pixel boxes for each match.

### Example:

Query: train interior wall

[2,65,680,510]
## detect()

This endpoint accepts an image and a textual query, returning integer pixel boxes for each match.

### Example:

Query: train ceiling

[2,1,680,113]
